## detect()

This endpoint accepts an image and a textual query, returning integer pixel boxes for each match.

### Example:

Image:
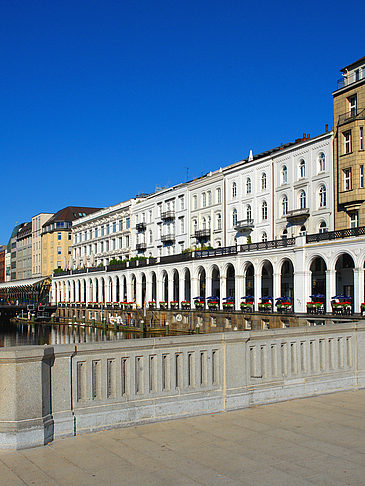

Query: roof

[0,276,49,289]
[43,206,102,228]
[17,221,32,240]
[340,56,365,72]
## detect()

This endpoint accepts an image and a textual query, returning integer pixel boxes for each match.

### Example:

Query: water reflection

[0,319,161,347]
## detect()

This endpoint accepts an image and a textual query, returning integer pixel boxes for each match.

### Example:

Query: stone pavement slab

[0,389,365,485]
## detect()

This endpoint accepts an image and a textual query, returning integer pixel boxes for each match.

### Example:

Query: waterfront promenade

[1,389,365,485]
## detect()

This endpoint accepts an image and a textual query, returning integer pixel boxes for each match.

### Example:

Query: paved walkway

[1,390,365,485]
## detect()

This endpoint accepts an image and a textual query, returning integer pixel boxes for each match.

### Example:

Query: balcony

[193,229,210,240]
[337,70,365,90]
[161,233,175,243]
[234,219,254,232]
[338,107,365,126]
[136,222,146,232]
[286,208,310,223]
[136,242,147,251]
[161,210,175,220]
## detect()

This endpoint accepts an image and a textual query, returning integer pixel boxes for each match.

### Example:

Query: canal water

[0,318,165,347]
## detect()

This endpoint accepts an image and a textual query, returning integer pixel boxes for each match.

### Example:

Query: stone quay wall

[1,323,365,450]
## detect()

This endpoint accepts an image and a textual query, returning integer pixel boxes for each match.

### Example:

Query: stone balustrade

[1,323,365,449]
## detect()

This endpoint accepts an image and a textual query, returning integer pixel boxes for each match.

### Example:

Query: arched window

[202,217,206,230]
[282,228,288,239]
[299,225,306,236]
[232,182,237,198]
[261,172,267,190]
[299,159,306,178]
[202,192,206,207]
[232,208,238,226]
[193,195,197,210]
[207,191,212,206]
[282,195,288,216]
[299,190,306,209]
[282,165,288,184]
[319,221,328,233]
[319,185,327,207]
[216,213,222,230]
[319,152,325,172]
[262,201,268,220]
[262,231,268,242]
[216,188,222,204]
[208,216,211,229]
[193,219,197,232]
[246,204,252,221]
[246,177,252,194]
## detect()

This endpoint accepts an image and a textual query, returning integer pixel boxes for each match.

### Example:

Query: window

[319,221,328,233]
[344,168,352,191]
[262,232,267,242]
[344,131,352,154]
[180,217,185,233]
[261,173,267,190]
[350,211,359,228]
[232,182,237,198]
[57,261,61,268]
[246,204,252,221]
[202,217,206,230]
[208,216,211,229]
[282,195,288,216]
[299,159,306,178]
[149,210,153,222]
[105,241,109,252]
[281,165,287,184]
[126,218,130,229]
[319,185,327,207]
[361,166,364,188]
[348,95,357,116]
[202,192,206,207]
[125,235,130,246]
[58,232,61,240]
[207,191,212,206]
[106,224,110,235]
[193,195,197,210]
[119,220,123,231]
[246,177,252,194]
[299,190,306,209]
[57,246,61,255]
[216,188,221,204]
[282,229,288,239]
[68,233,71,240]
[101,226,104,236]
[113,222,116,233]
[299,225,306,236]
[180,196,185,210]
[149,230,153,244]
[193,219,198,233]
[360,127,364,150]
[262,201,268,220]
[318,153,325,172]
[232,209,238,226]
[216,213,222,230]
[119,237,123,249]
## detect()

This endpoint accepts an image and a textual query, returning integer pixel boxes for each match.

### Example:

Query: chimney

[325,123,328,132]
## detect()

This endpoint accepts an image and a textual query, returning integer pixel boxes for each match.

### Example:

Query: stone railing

[1,323,365,449]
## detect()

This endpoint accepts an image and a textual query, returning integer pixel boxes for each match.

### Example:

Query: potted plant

[223,298,234,310]
[207,300,219,310]
[240,297,254,312]
[276,298,292,313]
[194,300,205,310]
[258,301,272,312]
[170,301,179,309]
[148,300,156,309]
[361,303,365,316]
[159,301,167,310]
[181,300,190,309]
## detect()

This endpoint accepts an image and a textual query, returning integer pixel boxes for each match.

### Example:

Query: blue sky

[1,0,364,243]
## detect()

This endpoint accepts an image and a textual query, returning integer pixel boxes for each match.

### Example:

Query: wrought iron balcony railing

[161,210,175,220]
[161,233,175,242]
[136,242,147,251]
[338,107,365,126]
[193,229,210,239]
[234,219,254,231]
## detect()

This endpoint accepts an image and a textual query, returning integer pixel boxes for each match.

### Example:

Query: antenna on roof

[248,150,253,161]
[186,167,189,181]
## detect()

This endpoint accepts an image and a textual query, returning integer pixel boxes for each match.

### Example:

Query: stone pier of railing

[1,323,365,449]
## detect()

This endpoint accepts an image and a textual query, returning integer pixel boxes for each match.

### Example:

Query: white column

[254,273,261,311]
[326,269,336,314]
[136,277,142,307]
[354,267,364,314]
[112,278,117,303]
[70,280,75,302]
[179,275,185,304]
[52,282,57,304]
[191,277,199,308]
[145,275,152,303]
[92,278,97,302]
[206,275,212,298]
[86,280,91,304]
[273,272,281,307]
[293,271,310,313]
[235,275,243,311]
[168,274,174,306]
[219,276,226,310]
